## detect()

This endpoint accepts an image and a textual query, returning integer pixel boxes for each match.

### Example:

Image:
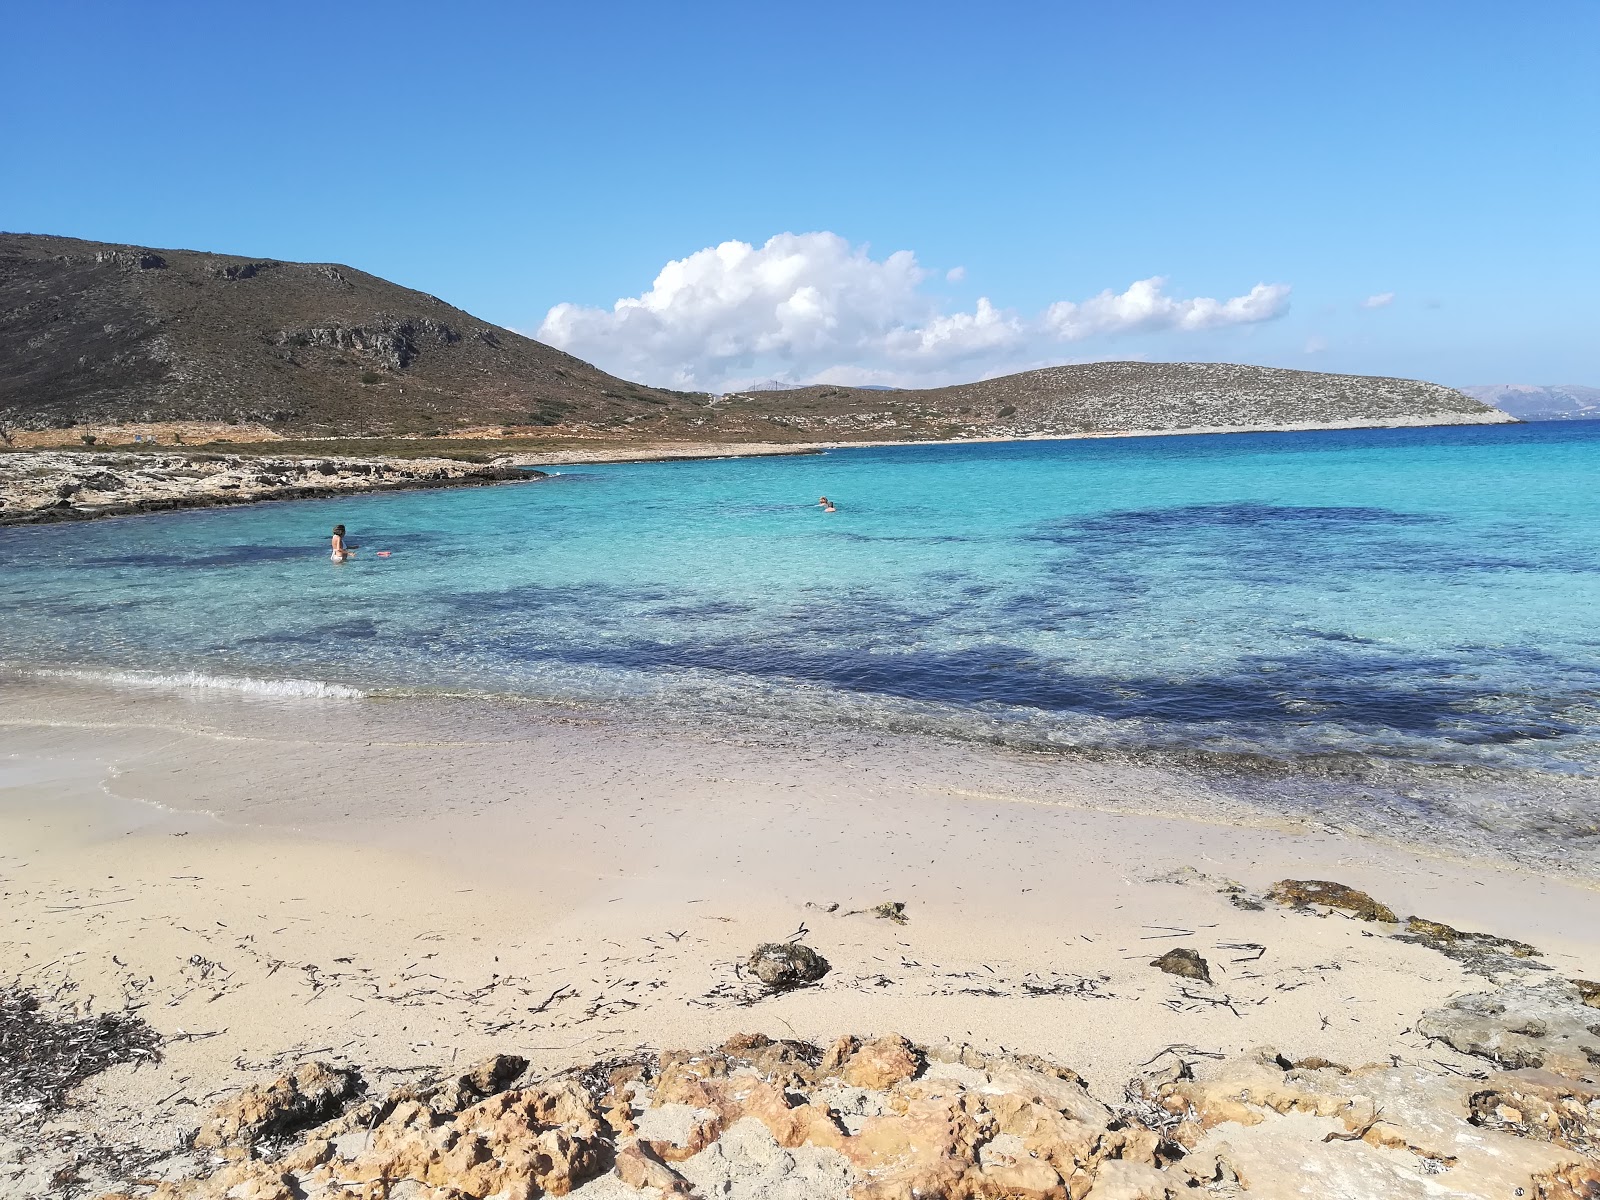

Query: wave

[17,666,367,699]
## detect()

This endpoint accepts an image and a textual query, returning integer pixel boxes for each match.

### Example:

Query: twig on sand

[528,985,575,1015]
[1138,1044,1226,1067]
[1179,988,1241,1017]
[1323,1104,1384,1143]
[1217,942,1266,962]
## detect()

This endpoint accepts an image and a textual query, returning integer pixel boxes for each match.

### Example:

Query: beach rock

[1396,916,1548,977]
[614,1137,694,1194]
[1266,879,1398,922]
[1576,979,1600,1008]
[747,942,830,990]
[1415,980,1600,1075]
[97,1027,1600,1200]
[1467,1070,1600,1153]
[1144,1054,1600,1198]
[194,1061,362,1149]
[1149,948,1212,984]
[819,1034,923,1089]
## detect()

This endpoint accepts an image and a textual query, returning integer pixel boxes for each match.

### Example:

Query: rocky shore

[10,885,1600,1199]
[0,450,543,526]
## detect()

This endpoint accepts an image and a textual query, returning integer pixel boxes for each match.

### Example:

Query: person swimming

[818,496,837,513]
[330,524,353,562]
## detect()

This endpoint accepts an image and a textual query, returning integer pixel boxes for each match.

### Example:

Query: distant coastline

[0,408,1522,526]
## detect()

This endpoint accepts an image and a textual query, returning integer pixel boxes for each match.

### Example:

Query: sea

[5,421,1600,864]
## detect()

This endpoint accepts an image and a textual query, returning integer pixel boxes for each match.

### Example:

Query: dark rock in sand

[1267,879,1398,923]
[746,942,831,990]
[1150,947,1213,984]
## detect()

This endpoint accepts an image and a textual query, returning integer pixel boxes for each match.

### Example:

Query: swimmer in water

[818,496,837,513]
[330,524,354,562]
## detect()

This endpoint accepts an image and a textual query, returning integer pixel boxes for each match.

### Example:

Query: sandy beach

[3,675,1599,1197]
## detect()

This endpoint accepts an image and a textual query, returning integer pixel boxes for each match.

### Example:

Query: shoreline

[1,410,1519,527]
[7,661,1597,882]
[0,451,545,528]
[3,678,1599,1196]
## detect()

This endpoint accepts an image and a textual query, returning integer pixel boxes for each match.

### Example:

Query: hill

[1,233,1511,443]
[1461,384,1600,422]
[0,232,690,436]
[723,361,1509,440]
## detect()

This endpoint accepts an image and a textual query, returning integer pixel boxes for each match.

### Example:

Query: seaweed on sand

[0,986,162,1113]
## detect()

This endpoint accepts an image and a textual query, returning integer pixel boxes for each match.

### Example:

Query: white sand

[1,674,1597,1180]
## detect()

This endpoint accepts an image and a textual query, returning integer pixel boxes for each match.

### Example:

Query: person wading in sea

[330,524,354,563]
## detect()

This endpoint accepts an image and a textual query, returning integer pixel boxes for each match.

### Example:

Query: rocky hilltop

[718,360,1513,441]
[0,233,688,437]
[2,232,1511,444]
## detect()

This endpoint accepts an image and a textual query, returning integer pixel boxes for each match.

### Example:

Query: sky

[4,1,1596,392]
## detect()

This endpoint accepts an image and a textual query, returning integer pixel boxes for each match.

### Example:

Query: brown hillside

[0,232,694,436]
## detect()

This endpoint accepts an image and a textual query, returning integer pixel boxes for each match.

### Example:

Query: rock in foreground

[100,985,1600,1200]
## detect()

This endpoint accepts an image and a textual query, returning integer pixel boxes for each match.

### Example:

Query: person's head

[332,524,345,536]
[819,496,828,504]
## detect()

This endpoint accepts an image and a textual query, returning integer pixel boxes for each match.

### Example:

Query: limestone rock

[1266,879,1398,922]
[194,1061,361,1149]
[1149,948,1212,985]
[1416,980,1600,1075]
[820,1034,924,1089]
[747,942,831,990]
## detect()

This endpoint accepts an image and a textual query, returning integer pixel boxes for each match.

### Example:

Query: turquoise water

[5,422,1600,782]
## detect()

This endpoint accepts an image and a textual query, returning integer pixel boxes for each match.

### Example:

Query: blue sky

[4,1,1595,389]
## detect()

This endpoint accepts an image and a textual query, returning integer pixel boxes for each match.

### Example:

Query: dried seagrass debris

[0,986,163,1114]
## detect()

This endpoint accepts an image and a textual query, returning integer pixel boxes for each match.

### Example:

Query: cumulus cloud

[1362,292,1395,309]
[536,232,1291,390]
[945,266,967,283]
[1304,335,1329,354]
[1042,278,1290,341]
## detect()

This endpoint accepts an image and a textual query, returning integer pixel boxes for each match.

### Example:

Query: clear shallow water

[5,422,1600,782]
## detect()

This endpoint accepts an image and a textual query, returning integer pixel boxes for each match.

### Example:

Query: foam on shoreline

[15,665,367,699]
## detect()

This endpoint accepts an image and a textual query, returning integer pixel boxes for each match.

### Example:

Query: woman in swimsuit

[330,524,353,562]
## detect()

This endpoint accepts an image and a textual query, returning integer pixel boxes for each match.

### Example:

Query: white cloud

[945,266,966,283]
[1362,292,1395,309]
[1305,335,1329,354]
[1042,278,1290,341]
[536,232,1291,390]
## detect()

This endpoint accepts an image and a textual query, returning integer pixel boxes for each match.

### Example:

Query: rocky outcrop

[93,977,1600,1200]
[193,1061,361,1150]
[0,449,544,525]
